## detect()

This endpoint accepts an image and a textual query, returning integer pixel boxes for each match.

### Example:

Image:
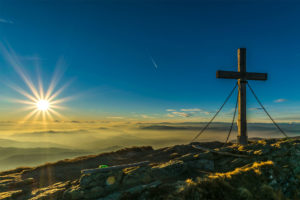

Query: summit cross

[216,48,267,145]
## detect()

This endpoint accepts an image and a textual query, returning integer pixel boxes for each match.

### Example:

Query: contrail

[150,56,158,69]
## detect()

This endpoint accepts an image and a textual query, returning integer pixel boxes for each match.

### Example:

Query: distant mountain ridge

[0,138,68,148]
[0,147,91,171]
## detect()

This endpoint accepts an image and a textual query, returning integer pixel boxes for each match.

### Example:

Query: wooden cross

[216,48,267,145]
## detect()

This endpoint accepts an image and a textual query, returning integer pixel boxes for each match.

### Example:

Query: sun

[11,75,71,123]
[36,100,50,111]
[11,72,72,123]
[9,75,71,123]
[1,44,73,123]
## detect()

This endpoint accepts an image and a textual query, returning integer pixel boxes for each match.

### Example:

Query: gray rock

[126,180,161,194]
[151,160,187,179]
[83,186,104,199]
[97,192,121,200]
[70,189,84,200]
[188,159,214,171]
[122,166,153,187]
[80,174,94,189]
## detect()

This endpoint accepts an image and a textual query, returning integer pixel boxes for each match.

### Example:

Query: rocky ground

[1,138,300,200]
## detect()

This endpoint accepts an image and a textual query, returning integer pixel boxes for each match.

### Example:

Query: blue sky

[0,0,299,122]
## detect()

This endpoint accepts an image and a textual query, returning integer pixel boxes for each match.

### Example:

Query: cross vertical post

[237,48,247,145]
[216,48,267,145]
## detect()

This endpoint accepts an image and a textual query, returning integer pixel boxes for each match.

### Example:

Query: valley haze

[0,120,299,171]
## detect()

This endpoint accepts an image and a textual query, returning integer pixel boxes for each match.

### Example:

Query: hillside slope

[0,147,92,171]
[1,138,300,200]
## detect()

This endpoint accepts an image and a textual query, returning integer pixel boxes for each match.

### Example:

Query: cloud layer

[172,112,192,117]
[274,99,287,103]
[180,108,202,112]
[166,108,208,118]
[0,18,13,24]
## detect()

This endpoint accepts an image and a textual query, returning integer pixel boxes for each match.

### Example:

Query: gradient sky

[0,0,299,122]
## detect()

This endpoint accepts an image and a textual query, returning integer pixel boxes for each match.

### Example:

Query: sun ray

[18,106,37,112]
[8,85,38,103]
[47,80,72,102]
[32,110,42,122]
[0,43,41,99]
[1,44,73,124]
[48,108,66,120]
[21,109,39,123]
[37,69,44,100]
[45,110,54,122]
[49,96,73,105]
[10,99,36,105]
[42,111,46,125]
[44,59,66,100]
[49,104,67,110]
[9,106,38,116]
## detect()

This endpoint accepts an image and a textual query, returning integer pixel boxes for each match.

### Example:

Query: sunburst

[10,69,72,123]
[1,43,72,123]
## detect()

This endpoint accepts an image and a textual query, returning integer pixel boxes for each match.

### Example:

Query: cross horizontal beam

[216,70,267,81]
